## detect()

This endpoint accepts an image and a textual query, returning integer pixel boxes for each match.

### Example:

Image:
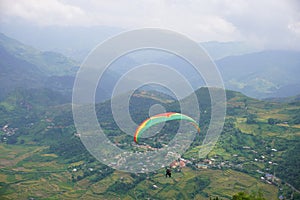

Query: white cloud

[289,22,300,34]
[58,0,241,41]
[217,1,300,49]
[0,0,300,49]
[0,0,91,26]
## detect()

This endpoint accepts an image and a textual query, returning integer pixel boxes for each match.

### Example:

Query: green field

[0,147,277,199]
[1,89,299,199]
[0,141,279,200]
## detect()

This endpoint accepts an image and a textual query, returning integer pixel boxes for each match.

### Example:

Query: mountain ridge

[216,49,300,98]
[2,32,300,101]
[0,32,78,76]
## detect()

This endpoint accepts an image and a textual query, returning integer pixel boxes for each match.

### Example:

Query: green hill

[0,32,78,100]
[0,33,78,76]
[0,88,299,199]
[0,33,124,103]
[217,50,300,98]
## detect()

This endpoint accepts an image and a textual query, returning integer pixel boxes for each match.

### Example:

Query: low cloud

[0,0,91,26]
[0,0,299,50]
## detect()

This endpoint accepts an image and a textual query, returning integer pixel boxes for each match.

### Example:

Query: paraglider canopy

[134,112,200,143]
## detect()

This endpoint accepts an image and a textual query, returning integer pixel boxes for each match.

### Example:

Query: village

[0,122,283,186]
[1,124,19,143]
[1,119,298,199]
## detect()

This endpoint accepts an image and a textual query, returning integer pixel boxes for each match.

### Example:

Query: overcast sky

[1,0,300,50]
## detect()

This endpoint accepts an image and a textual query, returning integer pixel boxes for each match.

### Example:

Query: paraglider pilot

[166,168,172,178]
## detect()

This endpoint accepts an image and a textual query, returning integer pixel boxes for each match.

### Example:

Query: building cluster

[1,124,18,142]
[2,124,18,136]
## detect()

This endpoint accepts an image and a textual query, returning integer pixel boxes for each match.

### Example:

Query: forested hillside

[0,88,299,199]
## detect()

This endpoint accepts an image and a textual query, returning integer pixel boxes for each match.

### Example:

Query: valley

[0,31,299,200]
[0,88,299,200]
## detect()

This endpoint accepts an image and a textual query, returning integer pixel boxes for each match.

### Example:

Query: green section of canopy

[134,112,199,143]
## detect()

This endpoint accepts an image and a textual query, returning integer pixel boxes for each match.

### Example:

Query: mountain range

[0,31,300,199]
[0,33,121,102]
[1,32,300,101]
[217,50,300,98]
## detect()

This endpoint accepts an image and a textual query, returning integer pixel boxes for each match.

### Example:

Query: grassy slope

[0,143,278,200]
[0,89,299,199]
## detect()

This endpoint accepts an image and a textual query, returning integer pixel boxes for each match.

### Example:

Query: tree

[210,197,222,200]
[232,191,266,200]
[268,118,281,125]
[233,192,249,200]
[246,114,256,124]
[7,135,18,144]
[268,118,276,125]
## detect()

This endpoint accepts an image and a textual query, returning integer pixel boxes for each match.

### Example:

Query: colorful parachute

[134,112,200,143]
